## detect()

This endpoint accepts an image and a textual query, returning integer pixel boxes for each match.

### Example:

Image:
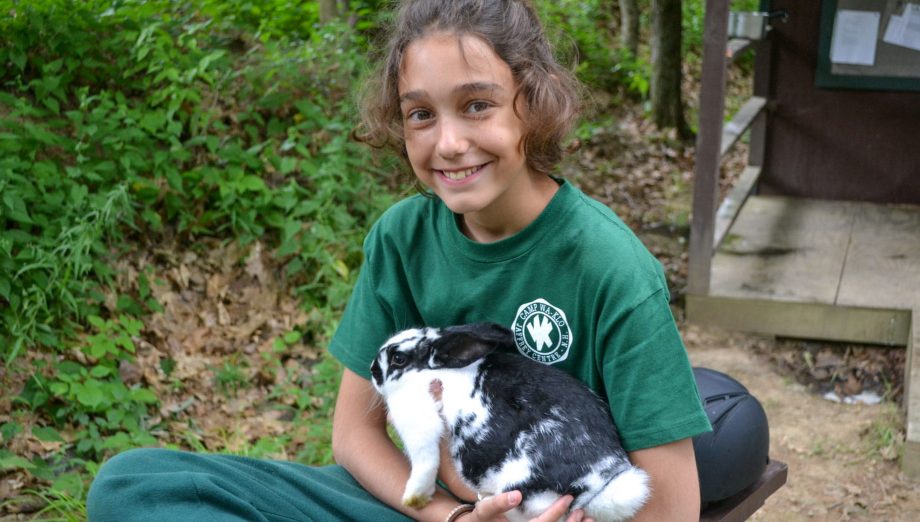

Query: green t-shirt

[328,180,711,451]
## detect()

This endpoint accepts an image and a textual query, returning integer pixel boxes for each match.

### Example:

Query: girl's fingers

[473,492,583,522]
[473,490,521,520]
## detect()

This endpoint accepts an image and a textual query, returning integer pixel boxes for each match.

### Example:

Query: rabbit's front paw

[401,481,435,508]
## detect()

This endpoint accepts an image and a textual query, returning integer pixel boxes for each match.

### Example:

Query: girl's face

[398,32,556,241]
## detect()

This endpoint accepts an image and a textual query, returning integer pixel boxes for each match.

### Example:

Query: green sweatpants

[87,448,413,521]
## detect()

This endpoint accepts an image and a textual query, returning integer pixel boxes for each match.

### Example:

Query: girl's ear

[432,323,513,368]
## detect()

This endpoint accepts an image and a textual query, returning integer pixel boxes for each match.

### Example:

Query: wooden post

[748,38,773,168]
[905,310,920,477]
[688,0,731,295]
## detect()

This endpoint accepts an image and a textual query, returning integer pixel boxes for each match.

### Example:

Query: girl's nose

[435,118,470,159]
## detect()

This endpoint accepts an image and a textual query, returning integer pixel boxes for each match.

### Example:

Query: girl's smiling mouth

[437,162,489,183]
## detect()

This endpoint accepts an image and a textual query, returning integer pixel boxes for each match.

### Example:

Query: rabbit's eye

[391,352,409,367]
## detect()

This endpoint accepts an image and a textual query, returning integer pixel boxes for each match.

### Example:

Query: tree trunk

[650,0,691,138]
[319,0,338,24]
[619,0,640,57]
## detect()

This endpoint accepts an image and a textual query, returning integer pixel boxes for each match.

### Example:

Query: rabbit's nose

[429,379,443,401]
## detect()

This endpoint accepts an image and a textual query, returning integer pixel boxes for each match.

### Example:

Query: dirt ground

[681,323,920,521]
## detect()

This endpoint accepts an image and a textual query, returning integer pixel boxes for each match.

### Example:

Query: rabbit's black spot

[507,395,525,411]
[371,359,383,387]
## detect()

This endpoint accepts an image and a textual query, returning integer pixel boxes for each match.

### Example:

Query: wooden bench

[699,459,788,522]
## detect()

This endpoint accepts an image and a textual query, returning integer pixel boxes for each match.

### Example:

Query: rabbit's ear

[432,323,513,368]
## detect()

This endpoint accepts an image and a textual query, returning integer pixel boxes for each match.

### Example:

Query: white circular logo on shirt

[512,299,572,364]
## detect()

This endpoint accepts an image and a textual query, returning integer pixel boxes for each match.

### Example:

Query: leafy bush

[536,0,650,96]
[18,315,159,460]
[0,0,394,473]
[0,0,393,359]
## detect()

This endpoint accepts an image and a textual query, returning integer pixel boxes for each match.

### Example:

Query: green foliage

[18,315,159,460]
[683,0,763,58]
[23,485,88,522]
[0,0,392,359]
[1,3,394,487]
[214,358,250,397]
[537,0,650,96]
[293,354,342,466]
[863,402,904,461]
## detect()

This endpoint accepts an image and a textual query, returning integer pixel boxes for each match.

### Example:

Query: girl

[87,1,710,521]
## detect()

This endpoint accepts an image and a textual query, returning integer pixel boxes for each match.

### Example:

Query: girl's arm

[627,438,701,521]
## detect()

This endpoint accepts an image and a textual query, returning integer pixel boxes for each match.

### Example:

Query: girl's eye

[467,101,491,114]
[391,352,408,367]
[406,109,433,122]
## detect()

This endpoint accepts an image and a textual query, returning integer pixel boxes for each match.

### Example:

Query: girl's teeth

[443,167,477,180]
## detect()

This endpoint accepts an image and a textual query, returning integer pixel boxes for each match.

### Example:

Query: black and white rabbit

[370,323,650,522]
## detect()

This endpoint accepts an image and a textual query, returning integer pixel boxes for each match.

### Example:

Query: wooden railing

[688,0,772,295]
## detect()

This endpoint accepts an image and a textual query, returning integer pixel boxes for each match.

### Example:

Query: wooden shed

[686,0,920,476]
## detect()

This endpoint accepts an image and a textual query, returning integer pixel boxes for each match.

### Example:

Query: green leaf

[131,388,158,404]
[100,432,131,450]
[334,259,349,279]
[0,276,10,300]
[115,334,135,354]
[141,208,163,230]
[119,316,144,336]
[32,426,65,443]
[160,358,176,377]
[0,422,22,442]
[11,51,26,71]
[140,111,166,132]
[49,382,69,396]
[24,122,61,145]
[87,338,114,359]
[0,453,35,471]
[27,457,54,482]
[88,315,107,331]
[75,382,104,408]
[42,95,61,114]
[90,365,112,378]
[238,175,266,192]
[43,59,64,74]
[280,156,298,175]
[106,408,125,426]
[51,472,85,498]
[116,294,144,316]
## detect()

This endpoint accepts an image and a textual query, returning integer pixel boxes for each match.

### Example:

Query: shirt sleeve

[600,288,712,452]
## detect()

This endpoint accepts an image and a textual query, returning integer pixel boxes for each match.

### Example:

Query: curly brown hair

[354,0,581,177]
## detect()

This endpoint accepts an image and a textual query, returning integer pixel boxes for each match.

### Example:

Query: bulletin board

[816,0,920,91]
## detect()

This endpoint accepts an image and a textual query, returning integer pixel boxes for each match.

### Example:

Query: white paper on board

[830,10,881,66]
[883,4,920,52]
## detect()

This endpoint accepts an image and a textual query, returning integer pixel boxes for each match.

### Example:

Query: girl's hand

[464,491,594,522]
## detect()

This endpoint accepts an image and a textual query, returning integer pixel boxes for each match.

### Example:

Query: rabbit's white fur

[376,362,488,507]
[371,324,650,521]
